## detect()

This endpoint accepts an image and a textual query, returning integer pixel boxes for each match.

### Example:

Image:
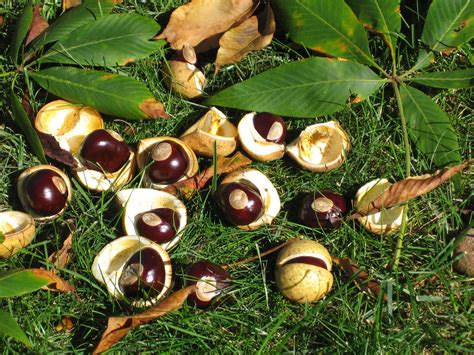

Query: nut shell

[164,59,206,99]
[0,211,36,258]
[35,100,104,155]
[91,235,173,307]
[355,178,404,234]
[180,107,238,157]
[286,121,350,172]
[137,137,198,190]
[238,112,286,161]
[275,239,333,303]
[17,165,73,221]
[218,169,280,230]
[116,188,187,250]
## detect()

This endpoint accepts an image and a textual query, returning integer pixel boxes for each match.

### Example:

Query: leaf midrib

[41,31,155,61]
[31,71,147,107]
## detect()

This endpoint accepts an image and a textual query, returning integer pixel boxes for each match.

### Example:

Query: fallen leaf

[215,4,275,70]
[348,161,470,220]
[37,131,77,167]
[332,257,387,301]
[28,269,78,297]
[156,0,257,50]
[163,151,252,198]
[55,316,76,332]
[139,99,170,119]
[94,285,196,354]
[25,5,49,46]
[49,221,75,270]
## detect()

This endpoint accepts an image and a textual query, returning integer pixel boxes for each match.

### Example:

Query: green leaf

[39,13,162,66]
[272,0,374,65]
[400,85,461,167]
[0,269,49,298]
[407,69,474,89]
[9,91,47,163]
[9,2,33,62]
[346,0,401,53]
[421,0,474,51]
[29,67,169,120]
[29,0,115,51]
[0,232,5,244]
[0,310,32,347]
[206,57,385,118]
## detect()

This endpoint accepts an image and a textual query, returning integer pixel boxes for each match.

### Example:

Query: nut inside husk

[275,239,333,303]
[91,235,173,307]
[116,188,187,250]
[17,165,73,221]
[238,112,285,162]
[0,211,35,258]
[35,100,104,155]
[355,178,404,234]
[286,121,350,172]
[136,137,198,190]
[219,169,280,230]
[180,107,238,157]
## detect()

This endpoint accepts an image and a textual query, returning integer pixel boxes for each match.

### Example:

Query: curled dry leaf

[162,151,252,198]
[216,4,275,70]
[49,220,75,270]
[332,257,387,301]
[94,285,196,354]
[157,0,256,50]
[37,131,77,167]
[348,161,470,220]
[28,268,78,297]
[25,5,49,46]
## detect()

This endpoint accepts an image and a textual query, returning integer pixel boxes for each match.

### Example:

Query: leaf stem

[391,82,411,270]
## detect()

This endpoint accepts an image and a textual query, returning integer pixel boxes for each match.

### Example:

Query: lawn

[0,0,473,353]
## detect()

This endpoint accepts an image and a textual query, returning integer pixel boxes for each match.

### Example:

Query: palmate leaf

[0,310,32,347]
[421,0,474,51]
[400,85,461,167]
[9,91,47,163]
[0,269,49,298]
[30,67,169,120]
[346,0,401,54]
[272,0,374,66]
[206,57,385,117]
[9,2,33,63]
[38,13,162,66]
[407,68,474,89]
[29,0,115,51]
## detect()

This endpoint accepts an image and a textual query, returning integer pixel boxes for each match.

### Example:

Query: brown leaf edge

[25,5,48,46]
[332,257,387,301]
[93,285,196,354]
[348,160,470,220]
[28,268,78,298]
[163,151,252,198]
[48,220,75,270]
[139,98,170,119]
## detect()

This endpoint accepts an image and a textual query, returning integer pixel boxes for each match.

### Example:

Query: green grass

[1,0,473,353]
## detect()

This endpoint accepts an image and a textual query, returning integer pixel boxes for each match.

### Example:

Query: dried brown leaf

[25,5,49,46]
[215,4,275,70]
[94,285,196,354]
[332,257,387,301]
[139,99,170,119]
[49,221,75,270]
[28,268,78,296]
[163,151,252,198]
[349,161,470,220]
[55,316,76,332]
[156,0,257,50]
